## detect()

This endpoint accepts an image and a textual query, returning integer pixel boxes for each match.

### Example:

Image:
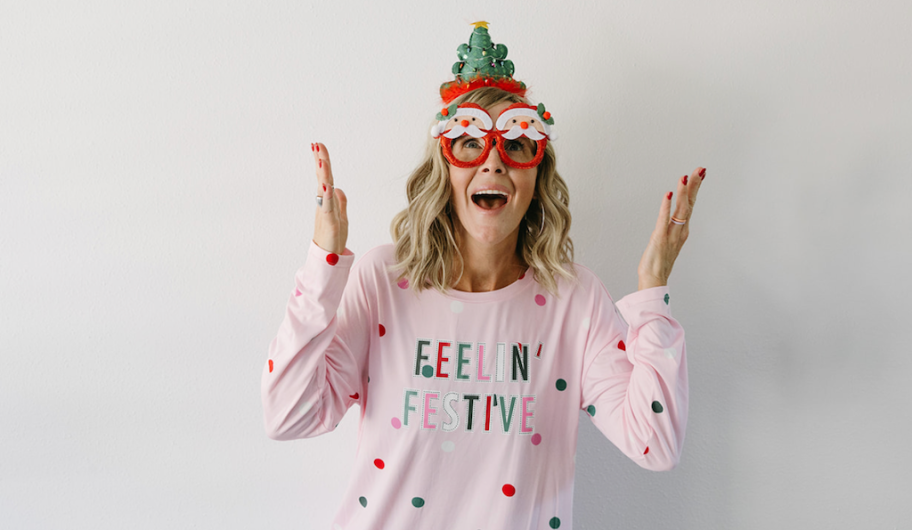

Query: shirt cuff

[615,285,672,325]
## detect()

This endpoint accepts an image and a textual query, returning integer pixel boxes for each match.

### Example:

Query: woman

[263,24,702,530]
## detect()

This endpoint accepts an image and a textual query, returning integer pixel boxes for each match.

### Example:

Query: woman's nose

[480,140,505,173]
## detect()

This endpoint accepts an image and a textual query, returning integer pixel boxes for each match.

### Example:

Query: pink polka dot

[397,279,409,289]
[326,253,339,266]
[534,294,546,306]
[391,417,402,429]
[502,484,516,497]
[374,458,385,469]
[379,324,386,337]
[531,433,542,446]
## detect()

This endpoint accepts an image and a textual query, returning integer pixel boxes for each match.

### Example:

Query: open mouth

[472,190,509,210]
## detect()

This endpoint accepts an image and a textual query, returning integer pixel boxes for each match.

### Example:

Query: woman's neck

[451,233,527,293]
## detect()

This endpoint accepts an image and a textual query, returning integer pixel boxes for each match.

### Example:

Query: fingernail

[666,192,673,200]
[319,159,322,168]
[311,143,314,151]
[323,184,326,192]
[683,175,688,186]
[699,167,706,178]
[316,144,320,152]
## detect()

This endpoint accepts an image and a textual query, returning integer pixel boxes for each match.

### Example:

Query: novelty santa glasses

[430,102,556,169]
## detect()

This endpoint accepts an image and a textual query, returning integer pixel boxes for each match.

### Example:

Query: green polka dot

[555,379,567,391]
[421,365,434,378]
[652,401,664,413]
[664,293,670,305]
[549,516,561,528]
[587,405,596,416]
[411,497,425,508]
[359,496,367,507]
[368,376,370,383]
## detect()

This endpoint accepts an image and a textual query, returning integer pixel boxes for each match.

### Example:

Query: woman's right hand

[311,142,348,254]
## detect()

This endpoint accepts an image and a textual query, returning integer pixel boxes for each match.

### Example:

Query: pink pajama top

[262,242,688,530]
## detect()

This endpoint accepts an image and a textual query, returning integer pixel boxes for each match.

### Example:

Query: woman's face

[447,100,538,252]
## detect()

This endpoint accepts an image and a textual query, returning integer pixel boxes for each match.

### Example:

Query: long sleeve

[580,284,688,471]
[261,241,372,441]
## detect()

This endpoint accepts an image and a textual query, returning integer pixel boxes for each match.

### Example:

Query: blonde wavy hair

[389,87,576,296]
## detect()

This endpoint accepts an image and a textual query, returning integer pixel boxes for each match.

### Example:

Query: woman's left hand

[636,167,705,290]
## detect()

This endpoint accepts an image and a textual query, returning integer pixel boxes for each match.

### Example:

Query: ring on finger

[671,216,686,225]
[315,195,323,206]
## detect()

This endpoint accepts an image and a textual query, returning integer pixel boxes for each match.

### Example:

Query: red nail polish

[683,175,688,186]
[699,168,706,178]
[323,184,326,192]
[311,143,314,151]
[319,159,322,168]
[666,192,673,200]
[316,145,320,152]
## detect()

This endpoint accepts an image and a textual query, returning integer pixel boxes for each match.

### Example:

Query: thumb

[335,188,348,220]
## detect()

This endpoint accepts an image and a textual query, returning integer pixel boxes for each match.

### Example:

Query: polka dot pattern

[421,365,434,378]
[397,278,409,289]
[555,379,567,391]
[411,497,425,508]
[326,253,339,266]
[379,324,386,337]
[374,458,385,469]
[587,405,596,416]
[534,294,546,306]
[664,293,670,305]
[268,359,273,373]
[502,484,515,497]
[549,517,561,528]
[350,393,359,400]
[441,441,455,452]
[652,401,664,413]
[581,317,590,330]
[519,271,525,280]
[617,340,626,351]
[295,288,302,297]
[450,300,464,313]
[531,433,542,446]
[644,446,650,455]
[391,417,402,429]
[359,496,368,507]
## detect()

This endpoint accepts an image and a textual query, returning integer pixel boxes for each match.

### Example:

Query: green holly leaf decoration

[537,103,555,125]
[436,103,458,122]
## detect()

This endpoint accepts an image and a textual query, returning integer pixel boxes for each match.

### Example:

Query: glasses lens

[450,134,487,163]
[500,137,538,164]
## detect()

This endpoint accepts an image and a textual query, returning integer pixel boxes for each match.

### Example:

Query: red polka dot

[397,279,409,289]
[326,253,339,265]
[531,433,542,445]
[502,484,516,497]
[349,393,359,400]
[519,272,525,279]
[379,324,386,337]
[534,294,546,306]
[374,459,385,469]
[618,340,626,351]
[268,359,273,373]
[643,446,649,455]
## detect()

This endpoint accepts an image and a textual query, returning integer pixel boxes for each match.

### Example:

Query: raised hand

[636,167,705,290]
[311,142,349,255]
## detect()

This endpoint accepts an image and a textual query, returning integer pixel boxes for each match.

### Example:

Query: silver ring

[315,195,323,207]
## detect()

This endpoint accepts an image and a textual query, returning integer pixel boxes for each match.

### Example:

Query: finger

[314,142,334,188]
[335,187,348,221]
[322,185,335,214]
[655,190,673,234]
[671,175,690,224]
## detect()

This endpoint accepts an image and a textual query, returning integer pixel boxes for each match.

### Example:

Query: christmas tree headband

[438,21,528,104]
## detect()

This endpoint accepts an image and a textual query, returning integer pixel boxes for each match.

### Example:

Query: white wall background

[2,0,911,528]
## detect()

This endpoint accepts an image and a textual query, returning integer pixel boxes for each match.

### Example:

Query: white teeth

[473,190,508,197]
